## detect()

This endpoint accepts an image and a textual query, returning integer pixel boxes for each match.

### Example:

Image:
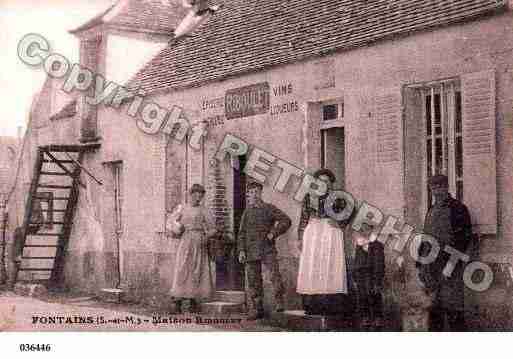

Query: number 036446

[19,344,52,352]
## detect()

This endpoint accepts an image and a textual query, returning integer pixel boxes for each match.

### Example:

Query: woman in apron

[168,184,217,313]
[297,168,354,316]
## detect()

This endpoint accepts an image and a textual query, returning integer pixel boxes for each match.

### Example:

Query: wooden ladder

[18,144,100,289]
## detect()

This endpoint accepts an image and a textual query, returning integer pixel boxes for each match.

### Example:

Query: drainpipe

[0,203,7,284]
[116,230,123,289]
[79,35,102,143]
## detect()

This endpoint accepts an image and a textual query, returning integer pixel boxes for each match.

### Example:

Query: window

[320,102,345,190]
[421,81,463,209]
[112,162,123,234]
[322,103,344,122]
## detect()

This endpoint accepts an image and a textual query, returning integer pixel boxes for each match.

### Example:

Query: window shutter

[403,87,424,228]
[165,138,185,213]
[187,134,204,189]
[461,70,497,234]
[303,102,322,173]
[372,88,404,218]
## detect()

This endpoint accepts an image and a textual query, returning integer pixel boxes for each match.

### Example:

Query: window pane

[323,104,338,121]
[426,95,432,136]
[456,136,463,178]
[455,91,462,134]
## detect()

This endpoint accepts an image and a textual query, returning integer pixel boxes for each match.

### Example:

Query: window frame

[415,79,462,215]
[320,99,344,168]
[320,99,344,131]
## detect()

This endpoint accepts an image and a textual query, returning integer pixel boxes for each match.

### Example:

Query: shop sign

[225,82,270,120]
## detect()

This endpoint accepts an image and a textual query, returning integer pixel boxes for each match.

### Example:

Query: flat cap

[313,168,336,183]
[246,180,264,190]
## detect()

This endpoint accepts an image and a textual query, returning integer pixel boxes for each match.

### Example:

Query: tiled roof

[127,0,506,94]
[70,0,188,35]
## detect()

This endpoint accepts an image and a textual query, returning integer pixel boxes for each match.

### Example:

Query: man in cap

[238,180,292,320]
[418,174,473,331]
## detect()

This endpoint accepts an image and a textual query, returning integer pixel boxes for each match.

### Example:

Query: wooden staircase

[18,144,100,288]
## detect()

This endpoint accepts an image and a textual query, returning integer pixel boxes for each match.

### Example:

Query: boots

[247,297,264,320]
[174,299,183,314]
[189,299,200,313]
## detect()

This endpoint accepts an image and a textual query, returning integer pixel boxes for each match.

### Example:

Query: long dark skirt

[302,293,354,317]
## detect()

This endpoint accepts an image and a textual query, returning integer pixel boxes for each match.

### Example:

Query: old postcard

[1,0,513,348]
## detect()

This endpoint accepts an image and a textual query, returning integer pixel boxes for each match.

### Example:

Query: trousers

[356,292,383,320]
[245,251,284,312]
[429,305,466,331]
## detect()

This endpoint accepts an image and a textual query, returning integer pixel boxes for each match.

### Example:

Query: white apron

[297,218,348,294]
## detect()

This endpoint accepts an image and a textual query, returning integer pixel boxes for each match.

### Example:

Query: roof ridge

[70,0,189,35]
[126,0,506,95]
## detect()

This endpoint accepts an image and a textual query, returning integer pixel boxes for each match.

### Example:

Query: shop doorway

[215,155,246,291]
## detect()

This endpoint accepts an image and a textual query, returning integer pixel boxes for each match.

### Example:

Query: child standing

[353,223,385,330]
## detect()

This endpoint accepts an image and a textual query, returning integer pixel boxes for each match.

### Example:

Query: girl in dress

[168,184,217,313]
[297,169,354,316]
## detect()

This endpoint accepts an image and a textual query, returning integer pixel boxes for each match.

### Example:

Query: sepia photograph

[1,0,513,355]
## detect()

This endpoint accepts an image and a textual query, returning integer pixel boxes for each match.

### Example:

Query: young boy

[353,223,385,330]
[238,181,292,320]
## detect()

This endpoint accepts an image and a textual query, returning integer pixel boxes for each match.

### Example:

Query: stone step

[200,301,245,315]
[100,288,125,303]
[214,290,246,304]
[271,310,355,331]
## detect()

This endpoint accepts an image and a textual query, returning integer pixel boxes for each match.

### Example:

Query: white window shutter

[461,70,497,234]
[303,102,322,173]
[403,87,424,228]
[372,88,404,219]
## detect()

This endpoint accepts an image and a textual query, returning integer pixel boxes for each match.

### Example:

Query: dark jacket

[418,195,473,310]
[354,241,385,294]
[297,193,348,242]
[238,202,292,262]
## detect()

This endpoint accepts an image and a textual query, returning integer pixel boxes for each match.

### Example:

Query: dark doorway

[215,155,246,291]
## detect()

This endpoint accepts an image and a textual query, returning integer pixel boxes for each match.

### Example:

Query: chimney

[78,34,102,143]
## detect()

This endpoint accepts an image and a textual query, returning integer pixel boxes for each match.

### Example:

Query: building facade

[12,0,513,320]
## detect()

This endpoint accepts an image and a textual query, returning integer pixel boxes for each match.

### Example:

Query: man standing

[238,181,292,320]
[418,174,473,331]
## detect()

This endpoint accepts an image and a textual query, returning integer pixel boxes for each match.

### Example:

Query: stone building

[11,0,513,326]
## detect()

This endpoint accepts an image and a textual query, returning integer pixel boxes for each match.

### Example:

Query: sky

[0,0,113,137]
